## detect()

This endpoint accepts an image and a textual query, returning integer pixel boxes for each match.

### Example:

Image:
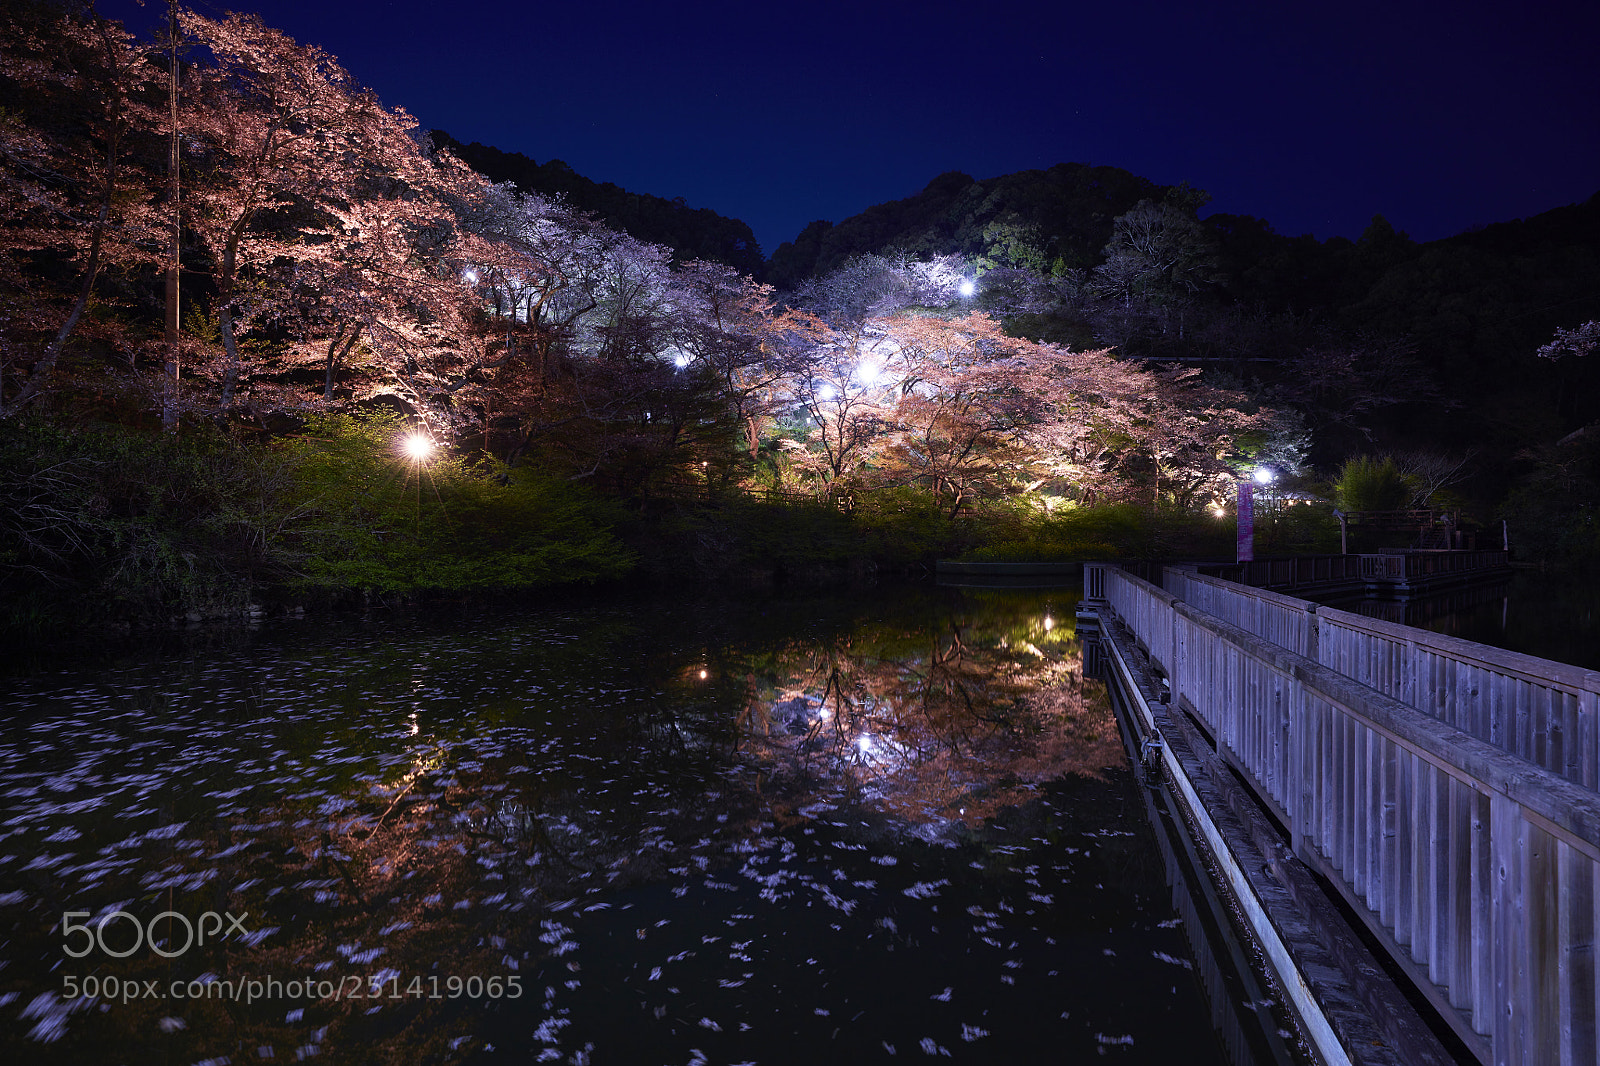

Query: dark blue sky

[106,0,1600,258]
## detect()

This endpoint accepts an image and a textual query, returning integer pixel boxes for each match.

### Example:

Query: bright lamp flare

[403,433,434,461]
[1252,465,1275,485]
[958,279,976,297]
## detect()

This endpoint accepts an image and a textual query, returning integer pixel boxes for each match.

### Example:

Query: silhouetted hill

[437,134,765,278]
[766,164,1167,288]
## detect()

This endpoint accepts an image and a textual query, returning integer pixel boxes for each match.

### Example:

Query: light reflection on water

[0,586,1236,1063]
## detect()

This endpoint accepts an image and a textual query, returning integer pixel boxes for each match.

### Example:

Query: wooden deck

[1084,562,1600,1066]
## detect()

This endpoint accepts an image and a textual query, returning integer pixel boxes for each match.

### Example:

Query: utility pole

[161,1,181,431]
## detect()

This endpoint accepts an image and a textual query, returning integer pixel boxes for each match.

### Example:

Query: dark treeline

[437,134,767,279]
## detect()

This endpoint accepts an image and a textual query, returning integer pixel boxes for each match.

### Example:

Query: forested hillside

[438,134,766,278]
[769,168,1600,498]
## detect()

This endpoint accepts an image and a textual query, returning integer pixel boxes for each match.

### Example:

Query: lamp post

[1238,465,1274,563]
[402,431,434,536]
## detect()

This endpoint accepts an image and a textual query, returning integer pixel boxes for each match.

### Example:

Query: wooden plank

[1473,786,1493,1033]
[1555,840,1594,1065]
[1530,821,1559,1063]
[1450,776,1474,1012]
[1397,748,1415,949]
[1342,712,1356,877]
[1424,764,1448,984]
[1354,719,1370,897]
[1379,736,1397,925]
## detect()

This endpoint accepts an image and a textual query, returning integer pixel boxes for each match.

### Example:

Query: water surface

[1,586,1244,1063]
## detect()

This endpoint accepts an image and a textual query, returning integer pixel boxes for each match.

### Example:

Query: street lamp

[403,433,434,462]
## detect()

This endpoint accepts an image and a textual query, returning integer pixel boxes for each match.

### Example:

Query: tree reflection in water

[734,593,1118,826]
[0,588,1231,1065]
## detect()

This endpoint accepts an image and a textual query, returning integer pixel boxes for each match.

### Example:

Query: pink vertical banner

[1236,481,1254,562]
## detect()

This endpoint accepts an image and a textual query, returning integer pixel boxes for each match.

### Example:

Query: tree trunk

[324,325,360,400]
[218,303,241,409]
[161,3,182,432]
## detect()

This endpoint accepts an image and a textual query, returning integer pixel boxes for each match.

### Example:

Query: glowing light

[958,279,975,297]
[1212,505,1227,518]
[817,384,835,401]
[462,268,480,284]
[856,362,879,385]
[819,707,832,720]
[698,669,708,680]
[1043,616,1054,631]
[674,353,690,368]
[403,433,434,462]
[1252,465,1275,485]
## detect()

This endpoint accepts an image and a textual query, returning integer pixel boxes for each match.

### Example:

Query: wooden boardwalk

[1084,563,1600,1066]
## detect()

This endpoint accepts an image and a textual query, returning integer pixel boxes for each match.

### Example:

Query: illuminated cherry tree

[179,12,476,416]
[0,8,163,416]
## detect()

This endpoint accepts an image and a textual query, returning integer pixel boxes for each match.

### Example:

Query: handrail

[1096,565,1600,1064]
[1161,566,1600,788]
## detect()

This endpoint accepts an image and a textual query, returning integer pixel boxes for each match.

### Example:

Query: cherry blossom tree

[667,261,818,465]
[0,7,163,416]
[178,11,474,416]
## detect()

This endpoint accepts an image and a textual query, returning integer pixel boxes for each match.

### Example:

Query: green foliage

[0,417,290,631]
[1333,455,1414,511]
[955,502,1233,562]
[961,539,1117,563]
[280,411,635,594]
[1500,432,1600,570]
[849,486,955,560]
[632,486,959,581]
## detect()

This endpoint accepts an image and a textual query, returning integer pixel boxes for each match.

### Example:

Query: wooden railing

[1095,565,1600,1064]
[1359,549,1509,582]
[1159,566,1600,788]
[1164,567,1319,657]
[1235,554,1366,589]
[1199,551,1508,589]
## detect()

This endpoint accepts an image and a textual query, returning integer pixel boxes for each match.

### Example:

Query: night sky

[104,0,1600,259]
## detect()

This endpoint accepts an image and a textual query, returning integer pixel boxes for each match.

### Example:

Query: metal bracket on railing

[1140,728,1166,768]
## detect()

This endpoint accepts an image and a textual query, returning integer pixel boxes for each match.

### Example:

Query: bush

[0,417,289,630]
[1333,456,1413,512]
[279,412,636,594]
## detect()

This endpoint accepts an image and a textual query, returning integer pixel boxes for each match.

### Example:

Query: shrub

[0,417,289,630]
[279,412,635,594]
[1333,456,1414,512]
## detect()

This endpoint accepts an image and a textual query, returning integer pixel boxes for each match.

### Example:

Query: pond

[0,585,1295,1064]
